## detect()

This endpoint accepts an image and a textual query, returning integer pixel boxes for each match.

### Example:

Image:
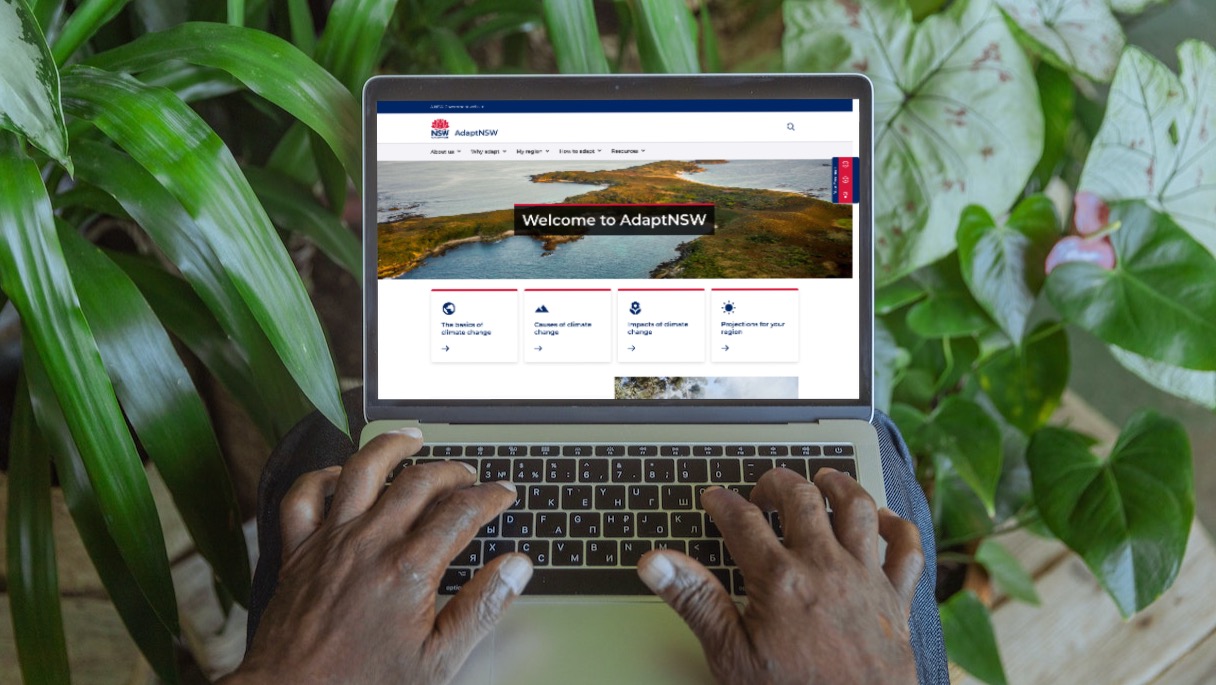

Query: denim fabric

[874,410,949,684]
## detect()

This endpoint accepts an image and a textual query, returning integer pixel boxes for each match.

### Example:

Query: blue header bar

[376,99,854,114]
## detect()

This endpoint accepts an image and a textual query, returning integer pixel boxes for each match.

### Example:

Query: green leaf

[996,0,1124,82]
[61,66,347,434]
[68,139,312,439]
[50,0,129,66]
[245,165,361,277]
[784,0,1043,283]
[543,0,609,74]
[0,132,179,634]
[132,0,187,33]
[286,0,316,54]
[958,197,1060,343]
[86,22,361,188]
[940,590,1008,685]
[921,396,1004,515]
[1079,43,1216,259]
[1027,412,1194,617]
[1109,345,1216,410]
[875,317,910,414]
[631,0,699,73]
[137,63,242,103]
[107,251,280,439]
[698,2,721,73]
[1109,0,1167,14]
[314,0,401,95]
[0,0,71,170]
[975,538,1040,605]
[1031,62,1076,185]
[977,323,1069,434]
[907,258,993,339]
[58,225,251,606]
[427,25,477,74]
[875,277,926,314]
[6,375,71,685]
[23,343,181,683]
[1045,202,1216,370]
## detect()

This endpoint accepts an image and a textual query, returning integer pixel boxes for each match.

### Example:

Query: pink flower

[1073,191,1110,236]
[1045,235,1116,274]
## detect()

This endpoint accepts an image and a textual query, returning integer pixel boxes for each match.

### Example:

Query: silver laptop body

[361,74,880,685]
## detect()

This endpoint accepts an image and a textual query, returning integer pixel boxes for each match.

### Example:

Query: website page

[374,99,861,401]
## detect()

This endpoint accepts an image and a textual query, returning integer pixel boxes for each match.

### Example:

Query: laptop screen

[368,80,867,411]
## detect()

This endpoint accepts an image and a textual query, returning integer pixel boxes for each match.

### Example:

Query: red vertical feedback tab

[835,157,856,204]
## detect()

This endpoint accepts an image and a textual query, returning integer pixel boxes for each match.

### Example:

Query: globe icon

[442,302,456,315]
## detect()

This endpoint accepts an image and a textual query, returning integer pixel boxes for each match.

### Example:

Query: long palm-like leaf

[630,0,699,73]
[0,0,71,169]
[70,139,310,439]
[0,131,179,636]
[314,0,401,95]
[23,343,181,684]
[85,22,361,188]
[60,66,348,434]
[246,165,361,277]
[58,225,251,606]
[6,374,71,685]
[542,0,609,74]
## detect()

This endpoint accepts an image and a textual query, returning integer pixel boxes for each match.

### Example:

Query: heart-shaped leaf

[1110,345,1216,410]
[1079,42,1216,259]
[1027,411,1194,617]
[975,538,1040,605]
[920,396,1004,515]
[876,277,926,314]
[940,590,1008,685]
[957,196,1060,343]
[996,0,1124,82]
[1046,202,1216,370]
[784,0,1043,283]
[907,256,993,339]
[977,322,1069,434]
[0,0,71,170]
[875,318,910,413]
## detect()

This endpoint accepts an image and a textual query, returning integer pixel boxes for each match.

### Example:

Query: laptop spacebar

[525,569,652,596]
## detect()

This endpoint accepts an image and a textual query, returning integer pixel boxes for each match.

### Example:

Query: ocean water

[679,159,834,199]
[398,234,690,280]
[377,161,633,223]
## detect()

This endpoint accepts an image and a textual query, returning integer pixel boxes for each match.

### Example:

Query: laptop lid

[363,75,873,425]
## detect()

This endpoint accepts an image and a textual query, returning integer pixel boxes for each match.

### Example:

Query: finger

[878,508,924,612]
[750,467,836,554]
[429,553,533,670]
[638,551,746,663]
[700,486,784,580]
[279,465,341,562]
[813,467,880,568]
[328,428,424,524]
[399,480,518,574]
[373,459,480,531]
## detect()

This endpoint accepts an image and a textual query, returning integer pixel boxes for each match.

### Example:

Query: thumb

[638,551,745,658]
[430,554,533,667]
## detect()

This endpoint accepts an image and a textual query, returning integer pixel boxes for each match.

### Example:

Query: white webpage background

[376,106,861,401]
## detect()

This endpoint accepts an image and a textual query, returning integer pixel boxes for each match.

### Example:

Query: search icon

[786,122,795,131]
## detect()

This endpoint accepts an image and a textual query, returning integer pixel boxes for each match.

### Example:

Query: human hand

[222,429,533,685]
[637,467,922,685]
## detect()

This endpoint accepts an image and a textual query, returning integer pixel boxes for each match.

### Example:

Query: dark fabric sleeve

[873,410,949,684]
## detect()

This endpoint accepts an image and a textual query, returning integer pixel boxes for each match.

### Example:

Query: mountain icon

[535,305,549,313]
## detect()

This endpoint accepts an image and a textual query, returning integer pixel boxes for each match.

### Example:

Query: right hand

[636,467,923,685]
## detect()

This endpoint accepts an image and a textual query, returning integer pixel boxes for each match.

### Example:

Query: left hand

[221,428,533,685]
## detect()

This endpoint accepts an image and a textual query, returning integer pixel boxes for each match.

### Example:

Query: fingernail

[499,555,532,595]
[495,480,517,493]
[390,427,423,439]
[638,554,676,592]
[458,461,477,475]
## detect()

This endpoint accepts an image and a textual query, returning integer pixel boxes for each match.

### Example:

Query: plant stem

[932,337,955,394]
[52,0,130,66]
[228,0,245,28]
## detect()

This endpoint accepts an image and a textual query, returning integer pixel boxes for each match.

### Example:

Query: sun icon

[721,301,737,314]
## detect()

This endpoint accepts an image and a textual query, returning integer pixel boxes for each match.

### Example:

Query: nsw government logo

[431,118,449,138]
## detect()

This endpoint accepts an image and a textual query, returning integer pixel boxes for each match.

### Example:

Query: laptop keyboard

[389,443,857,596]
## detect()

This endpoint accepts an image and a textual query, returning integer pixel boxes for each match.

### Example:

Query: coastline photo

[614,376,799,400]
[376,160,853,280]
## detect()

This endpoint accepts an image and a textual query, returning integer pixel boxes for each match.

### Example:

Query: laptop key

[662,485,694,510]
[638,512,668,537]
[824,445,855,457]
[513,458,544,483]
[467,445,495,458]
[612,459,642,483]
[811,458,858,479]
[587,540,618,566]
[483,539,515,563]
[677,459,708,483]
[498,445,526,457]
[530,445,560,457]
[661,445,691,457]
[502,512,533,537]
[579,459,609,483]
[671,512,703,538]
[387,459,412,483]
[628,485,660,510]
[414,446,431,457]
[528,485,560,510]
[709,459,741,483]
[628,445,658,457]
[731,569,747,596]
[479,516,500,538]
[653,540,686,554]
[454,541,481,566]
[552,541,584,566]
[595,485,627,509]
[688,540,722,566]
[726,445,755,457]
[519,540,549,566]
[759,445,789,457]
[438,568,472,594]
[482,458,511,482]
[537,512,567,537]
[562,485,593,509]
[743,458,774,483]
[694,445,724,457]
[774,458,807,477]
[546,458,577,483]
[620,540,652,565]
[525,569,650,595]
[604,512,634,537]
[644,459,675,483]
[570,512,601,537]
[433,445,461,458]
[594,445,625,457]
[792,445,822,457]
[563,445,592,457]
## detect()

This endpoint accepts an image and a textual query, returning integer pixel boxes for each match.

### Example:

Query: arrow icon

[628,345,636,352]
[534,346,543,352]
[721,345,730,352]
[442,345,450,352]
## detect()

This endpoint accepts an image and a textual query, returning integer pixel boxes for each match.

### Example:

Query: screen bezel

[363,74,874,424]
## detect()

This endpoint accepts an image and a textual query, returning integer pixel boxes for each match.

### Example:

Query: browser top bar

[376,99,855,114]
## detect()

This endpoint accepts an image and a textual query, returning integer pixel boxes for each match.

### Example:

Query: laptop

[361,74,882,685]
